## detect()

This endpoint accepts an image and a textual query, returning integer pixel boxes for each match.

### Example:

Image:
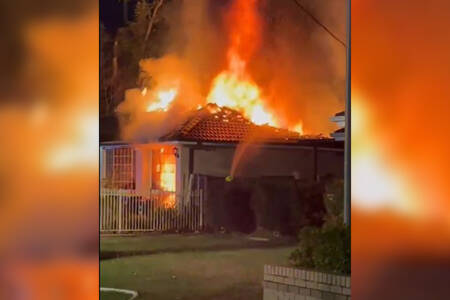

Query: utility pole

[343,0,351,225]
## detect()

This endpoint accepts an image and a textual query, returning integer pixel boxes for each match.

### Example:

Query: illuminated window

[151,147,176,192]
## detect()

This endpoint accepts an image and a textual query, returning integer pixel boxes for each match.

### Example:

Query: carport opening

[224,187,256,234]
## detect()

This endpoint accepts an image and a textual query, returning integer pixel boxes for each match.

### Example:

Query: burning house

[100,0,345,233]
[100,103,343,233]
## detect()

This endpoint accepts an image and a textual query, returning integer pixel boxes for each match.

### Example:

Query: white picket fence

[100,188,204,233]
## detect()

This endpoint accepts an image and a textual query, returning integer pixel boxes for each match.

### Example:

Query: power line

[291,0,346,48]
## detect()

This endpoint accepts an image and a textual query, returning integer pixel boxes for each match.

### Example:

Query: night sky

[100,0,231,34]
[100,0,137,33]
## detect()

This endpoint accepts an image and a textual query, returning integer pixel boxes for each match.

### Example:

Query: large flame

[159,149,175,193]
[207,65,278,126]
[135,0,305,133]
[206,0,281,128]
[158,147,176,208]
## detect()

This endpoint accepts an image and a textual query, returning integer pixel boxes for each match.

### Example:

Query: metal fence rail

[100,189,204,233]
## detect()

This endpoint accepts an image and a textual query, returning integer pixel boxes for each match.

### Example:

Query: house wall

[192,147,235,177]
[179,146,191,203]
[183,145,343,181]
[235,147,314,179]
[101,143,343,204]
[134,145,151,194]
[317,149,344,179]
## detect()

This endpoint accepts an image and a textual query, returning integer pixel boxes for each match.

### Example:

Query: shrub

[290,223,350,274]
[314,222,350,274]
[289,226,320,268]
[289,179,350,274]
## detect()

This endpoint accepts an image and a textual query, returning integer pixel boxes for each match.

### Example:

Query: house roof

[159,103,326,145]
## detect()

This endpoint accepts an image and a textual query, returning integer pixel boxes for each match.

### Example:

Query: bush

[289,179,350,275]
[289,226,320,268]
[250,177,329,235]
[290,223,350,274]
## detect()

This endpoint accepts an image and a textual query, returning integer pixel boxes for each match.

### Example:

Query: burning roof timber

[159,103,336,147]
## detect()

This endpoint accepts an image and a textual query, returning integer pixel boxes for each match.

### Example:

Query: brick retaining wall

[263,265,351,300]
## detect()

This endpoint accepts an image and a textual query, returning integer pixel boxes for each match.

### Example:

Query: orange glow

[146,88,178,112]
[160,161,175,193]
[206,0,279,127]
[351,95,420,216]
[352,0,450,226]
[352,1,450,298]
[157,147,176,208]
[5,259,98,300]
[46,112,98,171]
[207,67,277,126]
[0,8,99,299]
[124,0,309,135]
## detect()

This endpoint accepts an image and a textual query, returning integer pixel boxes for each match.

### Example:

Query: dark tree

[100,0,169,116]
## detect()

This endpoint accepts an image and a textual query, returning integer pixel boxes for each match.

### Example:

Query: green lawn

[100,234,296,300]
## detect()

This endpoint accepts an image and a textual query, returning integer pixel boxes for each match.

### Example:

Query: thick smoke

[118,55,208,142]
[118,0,227,141]
[252,0,347,133]
[119,0,347,139]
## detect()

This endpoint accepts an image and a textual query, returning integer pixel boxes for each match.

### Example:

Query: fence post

[199,188,202,230]
[118,191,122,233]
[202,175,207,230]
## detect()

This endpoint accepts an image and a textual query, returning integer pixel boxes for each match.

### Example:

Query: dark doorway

[224,187,256,234]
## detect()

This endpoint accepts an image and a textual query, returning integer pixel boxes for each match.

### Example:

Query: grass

[100,233,294,259]
[100,233,296,300]
[100,291,130,300]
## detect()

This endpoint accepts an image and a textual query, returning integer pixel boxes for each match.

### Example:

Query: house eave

[165,138,344,150]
